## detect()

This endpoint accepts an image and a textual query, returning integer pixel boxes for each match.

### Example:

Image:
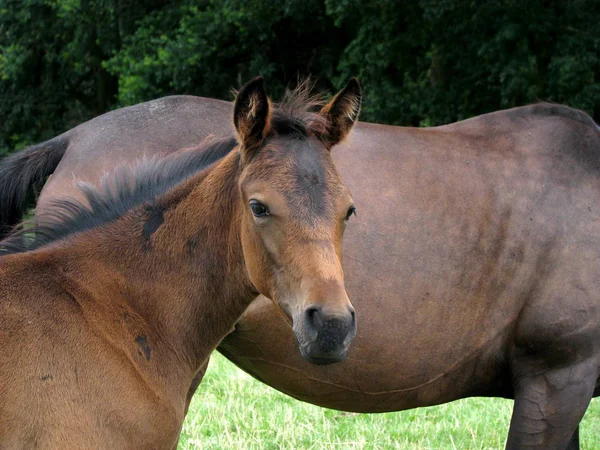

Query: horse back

[37,95,233,214]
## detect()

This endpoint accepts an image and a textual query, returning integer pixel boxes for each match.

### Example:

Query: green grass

[179,354,599,449]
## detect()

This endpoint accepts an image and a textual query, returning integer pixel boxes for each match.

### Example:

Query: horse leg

[168,359,211,450]
[184,358,210,415]
[564,426,579,450]
[506,358,596,450]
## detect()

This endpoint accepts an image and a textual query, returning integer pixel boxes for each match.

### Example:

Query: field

[179,354,599,449]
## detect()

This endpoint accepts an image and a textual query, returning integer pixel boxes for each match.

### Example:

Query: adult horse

[1,89,599,448]
[0,77,360,448]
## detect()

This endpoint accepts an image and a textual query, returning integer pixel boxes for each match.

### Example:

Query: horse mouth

[297,343,349,365]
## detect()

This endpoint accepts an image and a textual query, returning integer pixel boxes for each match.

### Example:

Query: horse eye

[249,200,270,218]
[345,206,356,221]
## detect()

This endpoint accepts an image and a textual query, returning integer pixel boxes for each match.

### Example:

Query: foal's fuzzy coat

[0,77,362,448]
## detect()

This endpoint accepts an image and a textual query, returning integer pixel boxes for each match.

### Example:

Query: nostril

[350,308,356,324]
[305,306,323,329]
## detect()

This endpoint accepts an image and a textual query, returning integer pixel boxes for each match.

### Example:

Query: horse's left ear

[318,78,362,149]
[234,76,271,163]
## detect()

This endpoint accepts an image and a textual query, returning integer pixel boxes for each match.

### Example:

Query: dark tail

[0,136,68,237]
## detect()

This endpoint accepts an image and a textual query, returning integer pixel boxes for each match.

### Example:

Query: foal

[0,77,361,448]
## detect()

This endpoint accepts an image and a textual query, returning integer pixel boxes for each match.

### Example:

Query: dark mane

[265,79,330,139]
[0,137,237,255]
[0,81,335,256]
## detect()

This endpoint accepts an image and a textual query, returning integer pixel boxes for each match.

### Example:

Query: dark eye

[345,206,356,221]
[249,200,270,217]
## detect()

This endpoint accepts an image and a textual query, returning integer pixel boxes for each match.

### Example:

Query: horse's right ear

[317,78,362,149]
[234,77,271,163]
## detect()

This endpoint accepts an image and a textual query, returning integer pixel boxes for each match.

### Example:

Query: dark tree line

[1,0,598,154]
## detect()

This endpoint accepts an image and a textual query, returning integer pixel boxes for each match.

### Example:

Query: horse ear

[318,78,362,149]
[234,76,271,162]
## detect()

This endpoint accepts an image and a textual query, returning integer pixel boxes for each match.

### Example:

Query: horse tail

[0,135,69,237]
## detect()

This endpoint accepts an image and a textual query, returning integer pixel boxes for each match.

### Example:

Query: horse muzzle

[293,305,357,365]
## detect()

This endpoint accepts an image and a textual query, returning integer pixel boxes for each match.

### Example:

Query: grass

[179,354,599,449]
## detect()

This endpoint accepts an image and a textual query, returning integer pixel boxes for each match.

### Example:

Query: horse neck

[48,150,256,394]
[147,150,257,362]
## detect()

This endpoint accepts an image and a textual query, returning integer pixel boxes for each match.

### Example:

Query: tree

[1,0,598,154]
[0,0,169,153]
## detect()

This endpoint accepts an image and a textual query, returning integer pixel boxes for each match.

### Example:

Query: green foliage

[1,0,598,154]
[329,0,600,125]
[0,0,168,153]
[105,0,343,105]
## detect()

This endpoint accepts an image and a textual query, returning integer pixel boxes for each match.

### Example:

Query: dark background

[1,0,598,154]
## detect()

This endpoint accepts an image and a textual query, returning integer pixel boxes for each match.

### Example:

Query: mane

[230,78,330,139]
[0,80,336,256]
[270,79,330,138]
[0,137,237,255]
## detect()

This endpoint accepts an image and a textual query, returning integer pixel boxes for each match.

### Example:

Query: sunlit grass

[179,354,599,449]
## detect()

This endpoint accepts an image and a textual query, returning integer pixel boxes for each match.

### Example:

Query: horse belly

[219,296,508,413]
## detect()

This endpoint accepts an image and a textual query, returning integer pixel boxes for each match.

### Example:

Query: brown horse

[0,77,360,448]
[1,91,599,449]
